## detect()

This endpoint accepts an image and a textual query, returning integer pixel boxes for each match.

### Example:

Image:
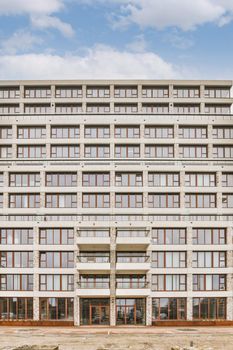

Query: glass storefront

[152,298,186,321]
[116,298,146,325]
[40,298,73,320]
[0,297,33,320]
[193,298,226,319]
[80,298,110,325]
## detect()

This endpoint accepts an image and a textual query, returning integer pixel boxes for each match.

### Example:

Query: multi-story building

[0,80,232,326]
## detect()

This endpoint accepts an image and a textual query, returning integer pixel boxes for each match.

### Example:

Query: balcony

[116,281,150,296]
[116,255,150,272]
[76,281,110,296]
[77,254,110,272]
[116,230,150,248]
[77,230,110,248]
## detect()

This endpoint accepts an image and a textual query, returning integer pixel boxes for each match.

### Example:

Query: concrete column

[33,297,40,321]
[74,296,80,326]
[33,230,40,321]
[146,296,152,326]
[186,228,193,320]
[110,227,116,326]
[50,85,56,114]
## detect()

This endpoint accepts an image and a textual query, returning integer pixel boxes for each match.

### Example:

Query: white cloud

[0,45,192,80]
[0,30,43,54]
[30,15,74,38]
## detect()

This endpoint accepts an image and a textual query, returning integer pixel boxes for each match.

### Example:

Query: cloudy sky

[0,0,232,79]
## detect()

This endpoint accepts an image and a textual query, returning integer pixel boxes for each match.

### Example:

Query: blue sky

[0,0,232,79]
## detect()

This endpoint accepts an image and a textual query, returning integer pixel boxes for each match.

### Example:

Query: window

[179,126,207,139]
[213,146,233,158]
[192,251,226,268]
[39,252,74,268]
[0,252,33,268]
[0,298,33,320]
[185,194,216,208]
[185,173,216,187]
[0,104,19,114]
[0,146,12,158]
[152,252,186,268]
[82,173,110,186]
[116,275,146,288]
[0,87,20,99]
[17,126,46,139]
[51,145,79,158]
[78,252,110,263]
[39,275,74,291]
[46,173,77,187]
[222,173,233,187]
[114,86,137,98]
[148,173,179,187]
[145,145,174,158]
[24,104,51,114]
[55,104,82,114]
[56,86,82,98]
[40,298,73,320]
[193,298,226,320]
[0,194,2,208]
[39,228,74,245]
[115,173,143,187]
[0,127,12,139]
[82,193,110,208]
[193,228,226,245]
[115,194,143,208]
[0,275,33,291]
[222,194,233,208]
[116,252,147,263]
[9,173,40,187]
[117,230,148,238]
[45,194,77,208]
[51,126,79,138]
[86,104,110,113]
[205,87,230,98]
[205,104,230,114]
[148,194,180,208]
[144,126,173,138]
[114,104,138,113]
[152,228,186,245]
[9,194,40,208]
[152,275,186,291]
[0,228,33,245]
[142,104,169,114]
[152,298,186,320]
[174,104,200,114]
[115,126,140,138]
[0,173,3,187]
[193,275,226,291]
[173,87,200,98]
[17,145,46,158]
[179,145,207,158]
[80,275,110,288]
[24,87,51,98]
[78,229,109,238]
[84,126,110,138]
[142,86,168,98]
[86,86,110,98]
[84,145,110,158]
[213,126,233,139]
[115,145,140,158]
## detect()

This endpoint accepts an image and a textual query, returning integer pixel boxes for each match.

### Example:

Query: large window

[115,145,140,158]
[17,126,46,139]
[86,86,110,98]
[152,298,186,321]
[222,173,233,187]
[0,298,33,320]
[185,173,216,187]
[55,104,82,114]
[82,193,110,208]
[222,194,233,208]
[114,86,137,98]
[148,173,179,187]
[9,194,40,208]
[0,228,33,245]
[205,104,230,114]
[179,126,207,139]
[142,104,169,114]
[84,145,110,158]
[80,298,110,325]
[0,252,33,268]
[148,194,180,208]
[145,145,174,158]
[0,146,12,158]
[152,228,186,245]
[45,194,77,208]
[79,275,110,288]
[193,228,226,245]
[39,252,74,268]
[0,87,20,99]
[78,252,110,263]
[82,173,110,187]
[173,104,200,114]
[116,275,146,289]
[114,104,138,113]
[46,173,77,187]
[55,86,82,98]
[115,194,143,208]
[185,194,216,208]
[144,126,173,138]
[0,104,19,114]
[86,104,110,113]
[116,252,147,263]
[0,126,12,139]
[17,145,46,158]
[24,104,51,114]
[51,126,79,138]
[39,228,74,245]
[193,275,226,291]
[179,145,207,158]
[213,126,233,139]
[173,87,199,98]
[115,173,143,187]
[152,275,186,291]
[213,146,233,158]
[142,86,168,98]
[84,126,110,138]
[39,275,74,291]
[205,87,230,98]
[116,298,145,325]
[9,173,40,187]
[24,87,51,98]
[51,145,79,158]
[115,126,140,138]
[193,298,226,320]
[0,275,33,291]
[151,252,186,268]
[40,298,73,320]
[192,251,226,268]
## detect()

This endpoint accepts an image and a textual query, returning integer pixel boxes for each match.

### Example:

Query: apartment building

[0,80,232,326]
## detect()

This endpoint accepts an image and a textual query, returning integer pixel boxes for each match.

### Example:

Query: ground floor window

[40,298,73,320]
[0,297,33,320]
[80,298,110,325]
[152,298,186,321]
[116,298,146,325]
[193,298,226,320]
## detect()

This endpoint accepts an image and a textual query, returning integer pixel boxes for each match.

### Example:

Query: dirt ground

[0,327,233,350]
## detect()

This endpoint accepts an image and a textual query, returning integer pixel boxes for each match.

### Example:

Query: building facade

[0,80,233,326]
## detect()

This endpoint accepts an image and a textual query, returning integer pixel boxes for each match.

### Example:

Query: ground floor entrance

[116,298,146,325]
[80,298,110,325]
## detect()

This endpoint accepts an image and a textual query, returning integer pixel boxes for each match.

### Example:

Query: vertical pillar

[110,227,116,326]
[33,226,40,321]
[146,296,152,326]
[186,226,193,320]
[74,296,80,326]
[227,226,233,320]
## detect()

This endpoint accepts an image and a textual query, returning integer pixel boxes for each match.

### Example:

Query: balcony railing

[77,256,110,263]
[117,231,149,238]
[116,256,150,263]
[78,282,110,289]
[116,281,149,289]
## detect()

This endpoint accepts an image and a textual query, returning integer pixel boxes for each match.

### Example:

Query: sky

[0,0,232,80]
